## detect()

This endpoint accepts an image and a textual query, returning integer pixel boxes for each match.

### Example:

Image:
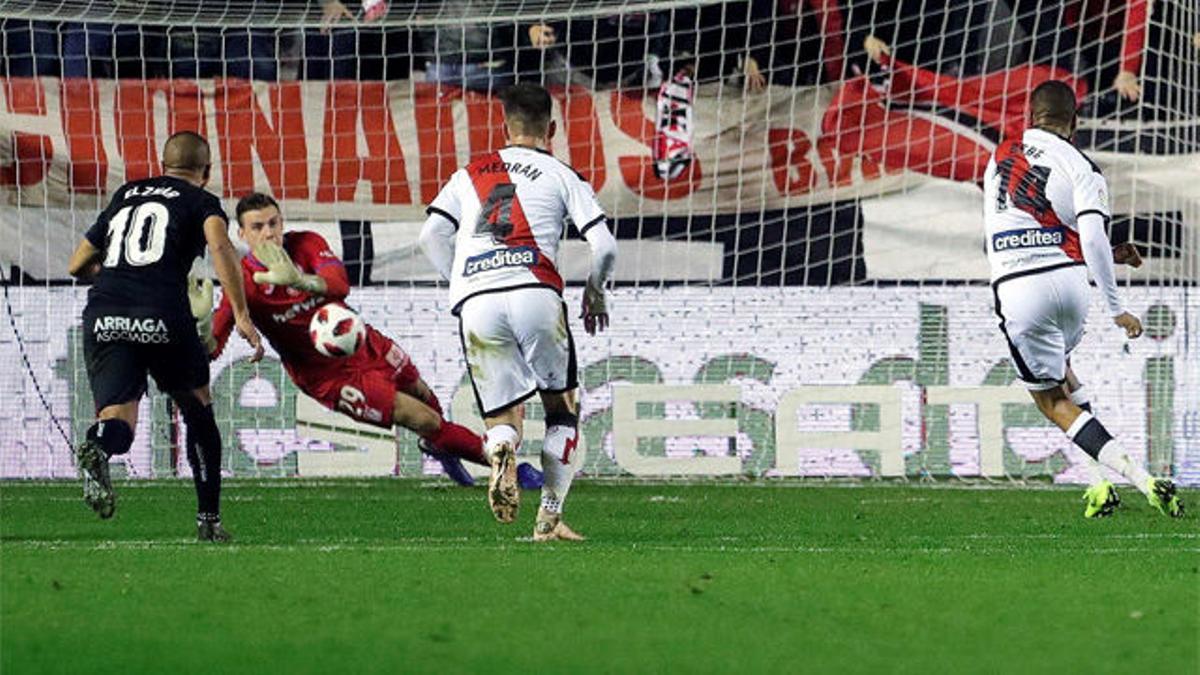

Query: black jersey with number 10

[84,176,227,314]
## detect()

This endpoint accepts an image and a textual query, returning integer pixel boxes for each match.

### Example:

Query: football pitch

[2,480,1197,674]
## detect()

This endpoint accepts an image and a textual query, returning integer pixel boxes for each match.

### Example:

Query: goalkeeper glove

[581,282,609,335]
[252,242,325,293]
[187,275,217,355]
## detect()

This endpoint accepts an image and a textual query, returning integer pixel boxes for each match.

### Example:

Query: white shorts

[457,286,577,416]
[993,263,1089,391]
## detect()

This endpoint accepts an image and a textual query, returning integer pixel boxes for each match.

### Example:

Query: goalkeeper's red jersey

[212,230,351,377]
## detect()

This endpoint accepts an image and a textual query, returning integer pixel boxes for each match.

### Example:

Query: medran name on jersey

[463,246,539,277]
[991,226,1066,252]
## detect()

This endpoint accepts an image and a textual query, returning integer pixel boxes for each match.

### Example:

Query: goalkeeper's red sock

[422,420,487,466]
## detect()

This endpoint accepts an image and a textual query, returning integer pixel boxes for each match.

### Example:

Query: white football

[309,303,365,358]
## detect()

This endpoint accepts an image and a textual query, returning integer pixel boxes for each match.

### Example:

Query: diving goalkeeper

[197,192,542,488]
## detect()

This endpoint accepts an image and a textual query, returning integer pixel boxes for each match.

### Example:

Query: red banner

[0,76,950,220]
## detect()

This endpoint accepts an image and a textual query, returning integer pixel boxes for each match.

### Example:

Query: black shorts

[82,304,210,411]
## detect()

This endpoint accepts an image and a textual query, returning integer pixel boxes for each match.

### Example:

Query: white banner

[2,286,1196,485]
[3,76,1187,222]
[4,77,1197,285]
[0,77,857,219]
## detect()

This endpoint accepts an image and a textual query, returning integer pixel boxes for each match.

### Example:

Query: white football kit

[983,127,1118,390]
[426,145,608,415]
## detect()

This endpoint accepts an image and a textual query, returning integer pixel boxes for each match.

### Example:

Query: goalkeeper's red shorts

[292,326,421,428]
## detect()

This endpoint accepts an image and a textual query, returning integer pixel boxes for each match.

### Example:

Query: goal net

[1,0,1197,485]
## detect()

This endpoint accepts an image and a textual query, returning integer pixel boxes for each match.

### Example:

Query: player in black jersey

[67,131,263,541]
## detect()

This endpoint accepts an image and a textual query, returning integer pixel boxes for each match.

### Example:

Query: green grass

[2,480,1197,674]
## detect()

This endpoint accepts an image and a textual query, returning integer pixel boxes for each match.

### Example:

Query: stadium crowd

[1,0,1194,118]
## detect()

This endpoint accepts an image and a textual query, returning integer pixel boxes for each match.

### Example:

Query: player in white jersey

[983,80,1182,518]
[420,84,619,540]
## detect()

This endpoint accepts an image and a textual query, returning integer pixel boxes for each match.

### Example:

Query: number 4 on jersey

[475,183,518,244]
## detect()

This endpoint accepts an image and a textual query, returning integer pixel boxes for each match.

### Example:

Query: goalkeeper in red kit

[201,192,541,488]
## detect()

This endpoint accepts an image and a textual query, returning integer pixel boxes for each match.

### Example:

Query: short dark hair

[1029,80,1078,129]
[235,192,280,225]
[162,131,210,173]
[499,83,552,137]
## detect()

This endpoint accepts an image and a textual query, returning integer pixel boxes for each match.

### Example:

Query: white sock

[1066,411,1149,492]
[1097,440,1153,496]
[484,424,520,462]
[1085,458,1105,485]
[540,423,581,514]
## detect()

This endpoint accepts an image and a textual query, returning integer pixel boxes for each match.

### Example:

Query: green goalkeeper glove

[187,275,217,355]
[252,241,325,293]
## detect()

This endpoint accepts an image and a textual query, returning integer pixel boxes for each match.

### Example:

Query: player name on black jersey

[84,175,227,316]
[122,184,181,200]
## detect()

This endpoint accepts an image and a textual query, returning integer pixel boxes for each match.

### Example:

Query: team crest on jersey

[991,226,1066,252]
[463,246,539,277]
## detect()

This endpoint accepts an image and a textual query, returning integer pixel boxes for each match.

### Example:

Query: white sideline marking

[9,478,1188,492]
[10,489,1169,504]
[962,533,1200,540]
[4,539,1197,555]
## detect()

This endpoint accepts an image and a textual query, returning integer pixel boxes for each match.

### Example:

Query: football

[308,303,365,358]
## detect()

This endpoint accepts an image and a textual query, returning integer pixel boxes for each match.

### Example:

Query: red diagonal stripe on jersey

[466,151,563,290]
[1059,228,1082,261]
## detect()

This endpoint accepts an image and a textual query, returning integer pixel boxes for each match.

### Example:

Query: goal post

[0,0,1196,483]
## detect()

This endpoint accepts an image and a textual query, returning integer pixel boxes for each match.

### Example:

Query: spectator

[659,3,765,88]
[820,52,1086,184]
[1005,0,1084,72]
[569,13,672,89]
[1112,3,1200,125]
[416,1,583,92]
[416,0,518,93]
[514,20,592,88]
[739,0,829,91]
[169,26,280,80]
[661,1,843,92]
[300,0,408,80]
[1006,0,1147,111]
[60,23,168,78]
[1075,0,1150,109]
[840,0,989,77]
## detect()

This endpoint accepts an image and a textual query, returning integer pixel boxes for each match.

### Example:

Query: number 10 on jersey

[103,202,170,267]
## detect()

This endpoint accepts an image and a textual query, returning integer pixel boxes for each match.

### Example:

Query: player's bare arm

[66,239,102,281]
[204,214,264,362]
